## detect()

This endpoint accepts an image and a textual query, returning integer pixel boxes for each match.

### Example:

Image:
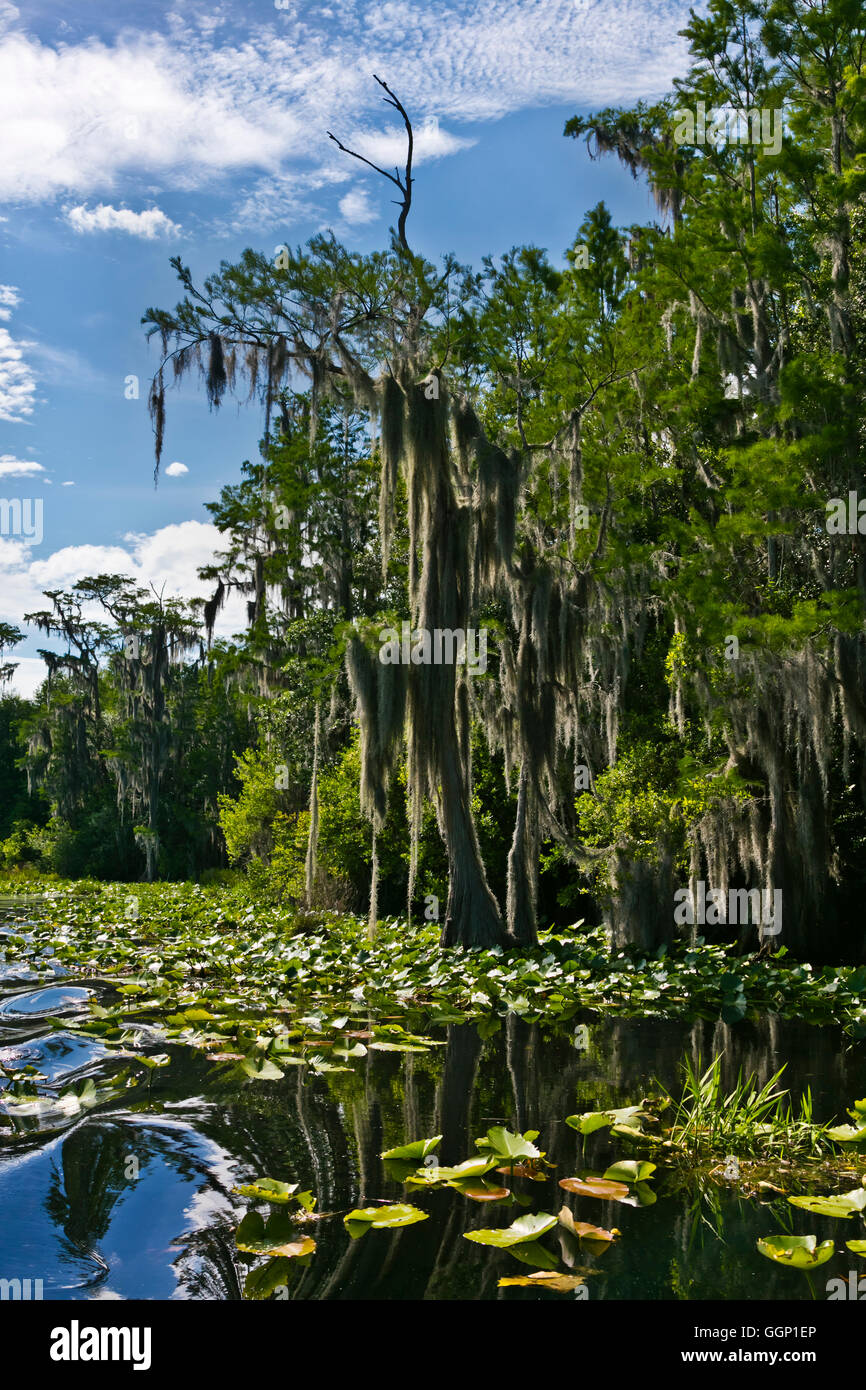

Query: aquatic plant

[655,1055,835,1160]
[757,1234,835,1269]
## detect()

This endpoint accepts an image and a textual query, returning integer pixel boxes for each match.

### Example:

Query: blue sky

[0,0,695,694]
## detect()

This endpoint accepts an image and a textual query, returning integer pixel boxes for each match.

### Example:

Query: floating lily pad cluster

[382,1125,648,1290]
[758,1176,866,1273]
[2,880,866,1055]
[232,1179,319,1299]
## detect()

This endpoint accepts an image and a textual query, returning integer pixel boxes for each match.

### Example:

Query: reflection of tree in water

[170,1224,244,1301]
[44,1116,246,1299]
[49,1015,862,1300]
[219,1014,863,1301]
[45,1119,130,1285]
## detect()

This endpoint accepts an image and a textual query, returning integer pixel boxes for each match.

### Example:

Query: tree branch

[327,74,414,253]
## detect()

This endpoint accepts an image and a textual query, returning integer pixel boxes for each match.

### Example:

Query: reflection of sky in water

[0,963,42,983]
[0,986,91,1018]
[0,1115,241,1300]
[1,997,866,1302]
[0,1032,107,1085]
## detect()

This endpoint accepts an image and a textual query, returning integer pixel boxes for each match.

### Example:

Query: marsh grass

[657,1055,835,1162]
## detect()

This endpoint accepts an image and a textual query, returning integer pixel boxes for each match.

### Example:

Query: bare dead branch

[327,75,414,252]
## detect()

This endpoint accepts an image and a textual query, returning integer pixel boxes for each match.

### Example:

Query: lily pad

[463,1212,557,1247]
[381,1135,442,1161]
[826,1123,866,1143]
[845,1240,866,1255]
[453,1181,511,1202]
[506,1241,562,1270]
[498,1272,585,1291]
[244,1256,311,1300]
[788,1187,866,1218]
[235,1211,316,1257]
[233,1178,316,1211]
[557,1207,619,1245]
[559,1175,630,1201]
[343,1204,428,1239]
[757,1234,835,1269]
[603,1159,656,1184]
[477,1127,541,1161]
[407,1157,498,1184]
[239,1057,285,1081]
[565,1104,646,1137]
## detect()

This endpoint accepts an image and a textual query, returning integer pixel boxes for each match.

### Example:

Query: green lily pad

[476,1127,541,1160]
[233,1178,316,1210]
[565,1104,646,1137]
[463,1212,557,1247]
[506,1239,561,1269]
[788,1188,866,1218]
[235,1211,316,1256]
[343,1204,428,1239]
[603,1159,657,1184]
[381,1135,442,1161]
[757,1234,835,1268]
[243,1255,313,1300]
[826,1124,866,1143]
[239,1057,285,1081]
[407,1157,498,1185]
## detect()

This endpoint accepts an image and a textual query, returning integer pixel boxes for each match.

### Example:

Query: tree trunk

[408,382,507,950]
[506,763,539,945]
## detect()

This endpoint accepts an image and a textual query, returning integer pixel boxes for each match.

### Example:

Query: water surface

[1,915,864,1301]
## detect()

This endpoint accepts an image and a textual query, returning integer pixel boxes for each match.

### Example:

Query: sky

[0,0,696,696]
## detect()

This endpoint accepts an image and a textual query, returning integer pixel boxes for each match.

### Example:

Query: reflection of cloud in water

[102,1114,245,1301]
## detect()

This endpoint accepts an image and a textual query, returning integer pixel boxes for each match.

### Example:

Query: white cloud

[61,480,74,486]
[0,288,99,424]
[0,455,43,477]
[5,656,46,700]
[164,461,189,477]
[0,519,250,698]
[0,324,39,423]
[0,3,692,226]
[65,203,181,239]
[338,188,377,226]
[351,117,474,169]
[0,284,20,321]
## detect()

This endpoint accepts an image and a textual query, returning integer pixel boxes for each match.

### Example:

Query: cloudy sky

[0,0,693,695]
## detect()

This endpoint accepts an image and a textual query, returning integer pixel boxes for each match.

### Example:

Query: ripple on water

[0,1114,243,1299]
[0,986,92,1019]
[0,1031,107,1083]
[0,962,43,983]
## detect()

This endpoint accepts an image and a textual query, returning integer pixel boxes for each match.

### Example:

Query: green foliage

[2,882,866,1064]
[4,0,866,960]
[757,1235,835,1269]
[658,1055,836,1161]
[574,739,756,892]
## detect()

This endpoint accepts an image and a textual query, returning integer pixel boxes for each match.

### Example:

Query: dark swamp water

[1,920,865,1302]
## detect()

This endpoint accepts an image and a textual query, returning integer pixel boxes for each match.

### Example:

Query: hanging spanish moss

[305,702,321,906]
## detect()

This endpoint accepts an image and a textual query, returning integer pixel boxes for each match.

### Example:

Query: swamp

[1,0,865,1318]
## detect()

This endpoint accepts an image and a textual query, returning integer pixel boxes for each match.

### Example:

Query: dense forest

[3,0,866,965]
[6,0,866,1330]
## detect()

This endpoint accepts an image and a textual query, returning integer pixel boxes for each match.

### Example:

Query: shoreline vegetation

[3,878,865,1300]
[1,878,864,1045]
